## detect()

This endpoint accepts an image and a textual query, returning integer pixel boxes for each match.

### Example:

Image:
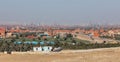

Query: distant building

[0,27,6,38]
[53,30,72,37]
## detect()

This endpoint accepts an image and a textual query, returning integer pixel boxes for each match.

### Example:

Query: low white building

[33,46,53,52]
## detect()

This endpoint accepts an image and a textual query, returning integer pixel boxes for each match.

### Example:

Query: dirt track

[0,47,120,62]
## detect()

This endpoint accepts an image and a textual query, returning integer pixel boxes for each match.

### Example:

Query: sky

[0,0,120,25]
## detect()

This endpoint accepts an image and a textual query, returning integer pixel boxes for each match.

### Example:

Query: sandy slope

[0,47,120,62]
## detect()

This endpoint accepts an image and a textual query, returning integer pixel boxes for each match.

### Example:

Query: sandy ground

[1,47,120,62]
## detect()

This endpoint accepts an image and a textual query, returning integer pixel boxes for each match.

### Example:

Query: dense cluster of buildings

[0,25,119,54]
[0,25,119,41]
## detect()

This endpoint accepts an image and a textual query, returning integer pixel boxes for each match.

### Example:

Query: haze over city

[0,0,120,25]
[1,1,120,62]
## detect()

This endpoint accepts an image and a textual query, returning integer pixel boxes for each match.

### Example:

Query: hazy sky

[0,0,120,25]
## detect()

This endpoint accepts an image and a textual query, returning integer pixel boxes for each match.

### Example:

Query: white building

[33,46,53,52]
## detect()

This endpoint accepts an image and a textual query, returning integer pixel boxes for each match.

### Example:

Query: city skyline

[0,0,120,25]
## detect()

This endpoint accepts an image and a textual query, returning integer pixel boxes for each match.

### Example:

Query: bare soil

[0,47,120,62]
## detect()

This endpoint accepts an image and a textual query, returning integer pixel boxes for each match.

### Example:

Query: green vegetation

[61,43,120,50]
[114,35,120,40]
[0,35,120,53]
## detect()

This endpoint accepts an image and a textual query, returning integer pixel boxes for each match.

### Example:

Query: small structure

[33,46,53,52]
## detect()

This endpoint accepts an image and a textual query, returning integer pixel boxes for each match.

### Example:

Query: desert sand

[0,47,120,62]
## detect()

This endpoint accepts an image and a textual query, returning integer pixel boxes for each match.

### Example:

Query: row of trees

[0,39,33,54]
[62,43,120,49]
